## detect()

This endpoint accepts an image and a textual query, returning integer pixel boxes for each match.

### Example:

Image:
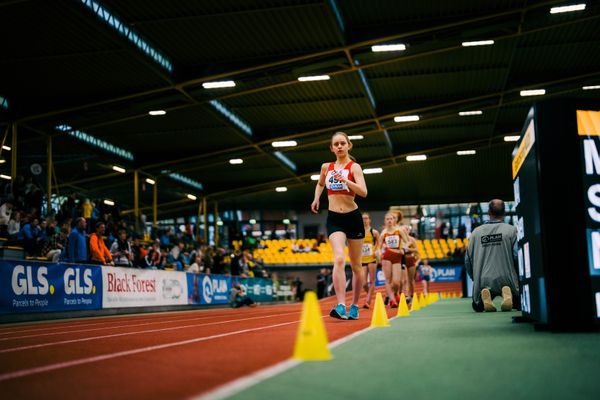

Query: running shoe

[395,294,400,304]
[384,296,389,305]
[481,288,496,312]
[348,304,359,320]
[330,304,348,320]
[362,303,370,309]
[390,301,398,308]
[500,286,513,311]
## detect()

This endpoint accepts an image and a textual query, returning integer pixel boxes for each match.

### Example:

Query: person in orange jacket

[90,222,114,265]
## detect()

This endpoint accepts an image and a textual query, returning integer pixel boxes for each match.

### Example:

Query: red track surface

[0,282,459,399]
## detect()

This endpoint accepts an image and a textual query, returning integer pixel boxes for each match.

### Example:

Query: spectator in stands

[21,217,42,256]
[8,210,21,239]
[168,242,186,271]
[0,199,13,236]
[229,283,257,308]
[82,199,92,227]
[89,222,113,265]
[67,217,88,263]
[465,199,520,312]
[187,254,204,273]
[293,276,303,301]
[111,229,133,267]
[43,227,69,262]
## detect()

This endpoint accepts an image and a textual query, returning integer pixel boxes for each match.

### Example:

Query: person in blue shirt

[21,217,41,256]
[67,217,88,263]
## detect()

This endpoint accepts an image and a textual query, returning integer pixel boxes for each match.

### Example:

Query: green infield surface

[229,298,600,400]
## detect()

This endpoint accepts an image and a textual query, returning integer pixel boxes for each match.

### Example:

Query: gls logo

[202,276,214,304]
[12,265,49,295]
[64,268,94,295]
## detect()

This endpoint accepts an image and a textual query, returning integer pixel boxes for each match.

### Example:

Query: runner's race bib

[326,169,349,192]
[362,243,373,256]
[385,235,400,249]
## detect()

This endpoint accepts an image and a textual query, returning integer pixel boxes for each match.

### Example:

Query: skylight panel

[79,0,172,72]
[209,100,253,137]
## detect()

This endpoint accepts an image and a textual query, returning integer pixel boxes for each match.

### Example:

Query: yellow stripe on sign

[512,120,535,179]
[577,110,600,136]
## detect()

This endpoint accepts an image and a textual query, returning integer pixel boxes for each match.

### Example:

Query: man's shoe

[501,286,513,311]
[481,288,496,312]
[330,304,348,320]
[348,304,359,320]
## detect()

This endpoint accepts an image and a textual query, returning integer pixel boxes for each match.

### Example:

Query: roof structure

[1,0,599,216]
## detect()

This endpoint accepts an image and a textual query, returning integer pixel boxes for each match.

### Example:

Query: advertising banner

[102,267,188,308]
[0,260,102,314]
[234,277,274,302]
[431,266,463,282]
[187,273,231,305]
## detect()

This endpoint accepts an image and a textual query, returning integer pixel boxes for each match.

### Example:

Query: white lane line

[0,308,299,342]
[194,320,383,400]
[0,320,298,382]
[0,312,299,354]
[0,303,301,337]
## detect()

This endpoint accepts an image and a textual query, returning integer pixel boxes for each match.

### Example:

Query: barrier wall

[0,260,272,315]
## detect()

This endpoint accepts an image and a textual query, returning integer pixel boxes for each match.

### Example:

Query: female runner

[311,132,368,320]
[400,225,419,306]
[378,212,403,308]
[360,212,379,309]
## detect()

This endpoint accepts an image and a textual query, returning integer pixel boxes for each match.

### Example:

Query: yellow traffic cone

[370,292,390,327]
[411,292,421,311]
[397,293,410,317]
[292,291,332,361]
[419,292,427,307]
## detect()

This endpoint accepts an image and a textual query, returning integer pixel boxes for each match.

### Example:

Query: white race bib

[385,235,400,249]
[326,169,349,192]
[362,244,373,256]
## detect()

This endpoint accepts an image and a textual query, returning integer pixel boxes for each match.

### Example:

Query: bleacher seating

[250,238,468,265]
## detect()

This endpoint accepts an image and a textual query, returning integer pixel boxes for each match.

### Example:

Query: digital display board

[512,101,599,331]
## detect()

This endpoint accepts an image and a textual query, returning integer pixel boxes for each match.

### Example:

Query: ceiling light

[457,150,477,155]
[187,194,197,201]
[217,220,223,226]
[297,75,330,82]
[145,178,155,185]
[310,175,320,181]
[462,40,494,47]
[348,135,364,140]
[371,44,406,52]
[459,110,483,116]
[202,80,236,89]
[550,4,586,14]
[2,145,11,151]
[148,110,166,116]
[394,115,420,122]
[275,187,288,192]
[406,155,427,161]
[229,158,244,165]
[0,174,11,180]
[0,159,5,164]
[112,165,126,173]
[103,199,115,206]
[504,136,520,142]
[520,89,546,96]
[272,141,297,147]
[363,168,383,174]
[283,218,290,224]
[249,219,257,224]
[583,85,600,90]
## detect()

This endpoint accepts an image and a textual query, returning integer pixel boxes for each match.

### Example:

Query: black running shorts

[326,208,365,239]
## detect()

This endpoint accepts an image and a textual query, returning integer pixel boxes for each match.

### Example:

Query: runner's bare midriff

[328,195,358,213]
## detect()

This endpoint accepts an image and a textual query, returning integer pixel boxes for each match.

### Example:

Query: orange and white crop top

[325,161,356,196]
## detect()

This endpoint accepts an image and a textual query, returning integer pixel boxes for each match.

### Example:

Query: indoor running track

[0,293,397,399]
